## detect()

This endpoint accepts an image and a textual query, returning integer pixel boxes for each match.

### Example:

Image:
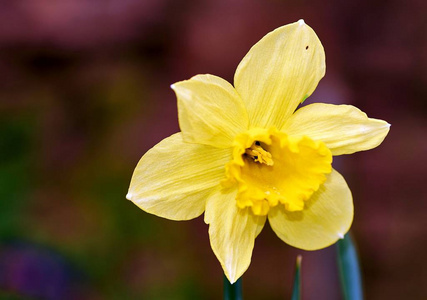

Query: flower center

[223,127,332,216]
[244,141,274,166]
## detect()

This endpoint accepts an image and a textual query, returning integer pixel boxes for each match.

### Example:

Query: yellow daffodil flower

[127,19,390,283]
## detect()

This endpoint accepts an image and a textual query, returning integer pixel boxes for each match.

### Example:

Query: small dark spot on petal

[254,156,258,159]
[305,46,309,50]
[255,141,261,146]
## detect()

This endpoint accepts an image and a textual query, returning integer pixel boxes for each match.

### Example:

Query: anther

[244,142,274,166]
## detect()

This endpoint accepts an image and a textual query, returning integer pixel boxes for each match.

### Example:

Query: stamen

[244,142,274,166]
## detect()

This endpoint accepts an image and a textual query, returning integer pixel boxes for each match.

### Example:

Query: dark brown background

[0,0,426,299]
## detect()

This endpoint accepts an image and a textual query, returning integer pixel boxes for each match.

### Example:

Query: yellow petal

[268,169,353,250]
[205,187,266,283]
[172,74,249,148]
[127,133,230,220]
[234,20,325,129]
[282,103,390,155]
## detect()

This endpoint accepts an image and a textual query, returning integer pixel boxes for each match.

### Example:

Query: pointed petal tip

[126,192,133,200]
[298,19,305,26]
[338,232,345,239]
[225,262,237,284]
[228,276,237,285]
[223,267,238,284]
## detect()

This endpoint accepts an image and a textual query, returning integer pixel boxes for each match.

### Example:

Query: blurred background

[0,0,426,299]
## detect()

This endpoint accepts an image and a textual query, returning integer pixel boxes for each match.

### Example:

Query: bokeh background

[0,0,426,299]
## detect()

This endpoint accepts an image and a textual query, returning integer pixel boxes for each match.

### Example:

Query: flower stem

[223,275,242,300]
[337,233,363,300]
[291,255,302,300]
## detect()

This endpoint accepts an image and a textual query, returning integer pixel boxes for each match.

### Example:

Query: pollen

[244,142,274,166]
[223,127,332,216]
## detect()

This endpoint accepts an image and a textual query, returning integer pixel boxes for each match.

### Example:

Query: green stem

[223,275,242,300]
[337,233,363,300]
[291,255,302,300]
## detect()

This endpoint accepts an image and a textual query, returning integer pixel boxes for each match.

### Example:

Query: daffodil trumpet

[127,19,390,283]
